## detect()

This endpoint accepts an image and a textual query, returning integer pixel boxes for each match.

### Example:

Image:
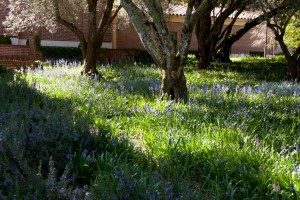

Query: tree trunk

[81,42,99,76]
[160,57,188,102]
[195,6,213,70]
[218,42,232,63]
[198,49,211,69]
[287,58,297,81]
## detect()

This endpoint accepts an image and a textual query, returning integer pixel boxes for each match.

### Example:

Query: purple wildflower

[294,142,300,151]
[280,145,286,155]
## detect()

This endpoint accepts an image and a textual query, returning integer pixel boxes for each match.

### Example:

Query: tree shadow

[0,68,144,199]
[210,59,287,82]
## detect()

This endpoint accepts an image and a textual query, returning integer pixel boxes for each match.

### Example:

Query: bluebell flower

[290,183,294,192]
[294,142,300,151]
[112,137,118,147]
[280,145,286,155]
[66,154,73,160]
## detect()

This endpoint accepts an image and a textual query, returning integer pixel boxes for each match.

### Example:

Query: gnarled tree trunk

[198,47,211,69]
[121,0,213,101]
[81,41,99,76]
[195,4,213,70]
[160,57,187,101]
[217,44,232,63]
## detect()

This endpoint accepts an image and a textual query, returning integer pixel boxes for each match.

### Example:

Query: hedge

[40,46,82,60]
[249,51,264,57]
[0,35,12,44]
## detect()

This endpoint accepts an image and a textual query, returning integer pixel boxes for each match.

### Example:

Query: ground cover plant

[0,57,299,199]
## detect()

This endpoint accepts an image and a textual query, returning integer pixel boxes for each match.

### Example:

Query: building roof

[167,4,260,20]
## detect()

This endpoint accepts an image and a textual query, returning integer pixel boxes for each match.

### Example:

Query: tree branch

[97,0,122,45]
[52,0,86,46]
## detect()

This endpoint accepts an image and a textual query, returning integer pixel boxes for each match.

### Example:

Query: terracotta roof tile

[166,4,260,20]
[167,4,187,16]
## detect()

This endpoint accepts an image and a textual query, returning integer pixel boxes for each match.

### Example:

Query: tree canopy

[284,12,300,50]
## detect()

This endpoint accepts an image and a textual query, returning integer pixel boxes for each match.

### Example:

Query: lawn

[0,57,299,199]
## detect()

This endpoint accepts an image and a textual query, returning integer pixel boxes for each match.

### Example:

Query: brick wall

[0,44,42,68]
[0,44,42,60]
[98,49,148,63]
[0,60,38,70]
[117,23,144,49]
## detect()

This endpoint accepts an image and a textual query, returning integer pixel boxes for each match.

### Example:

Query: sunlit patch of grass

[0,57,299,199]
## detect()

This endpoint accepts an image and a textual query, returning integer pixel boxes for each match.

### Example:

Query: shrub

[132,49,154,63]
[0,35,11,44]
[34,35,41,50]
[249,51,264,57]
[40,46,82,60]
[188,50,199,58]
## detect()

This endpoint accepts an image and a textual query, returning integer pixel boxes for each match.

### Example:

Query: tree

[120,0,214,101]
[3,0,121,76]
[195,0,256,69]
[284,13,300,50]
[262,0,300,81]
[216,2,291,62]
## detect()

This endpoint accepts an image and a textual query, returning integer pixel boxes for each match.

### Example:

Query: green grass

[0,57,299,199]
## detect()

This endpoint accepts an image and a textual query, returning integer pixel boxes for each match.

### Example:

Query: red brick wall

[0,44,42,60]
[117,23,144,49]
[0,60,38,69]
[38,24,112,43]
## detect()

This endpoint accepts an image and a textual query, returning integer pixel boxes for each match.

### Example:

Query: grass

[0,57,299,199]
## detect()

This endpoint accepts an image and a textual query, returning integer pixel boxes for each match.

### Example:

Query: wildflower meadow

[0,56,299,199]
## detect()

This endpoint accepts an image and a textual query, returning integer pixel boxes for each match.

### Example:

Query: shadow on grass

[209,59,287,82]
[0,68,145,199]
[0,67,200,199]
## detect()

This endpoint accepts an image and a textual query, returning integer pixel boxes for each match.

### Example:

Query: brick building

[0,3,279,59]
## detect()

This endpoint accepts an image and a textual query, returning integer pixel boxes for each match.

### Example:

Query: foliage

[40,46,83,60]
[0,35,11,44]
[284,12,300,51]
[126,49,154,63]
[249,51,264,57]
[0,58,300,199]
[33,35,41,50]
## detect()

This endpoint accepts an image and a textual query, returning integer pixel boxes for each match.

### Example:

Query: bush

[188,50,199,58]
[40,46,82,60]
[0,35,11,44]
[34,35,41,50]
[132,49,154,63]
[249,51,264,57]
